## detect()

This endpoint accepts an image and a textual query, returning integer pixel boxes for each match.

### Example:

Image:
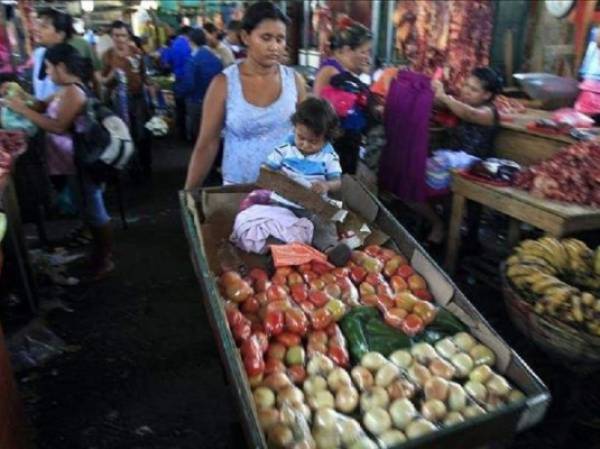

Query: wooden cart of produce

[180,176,551,449]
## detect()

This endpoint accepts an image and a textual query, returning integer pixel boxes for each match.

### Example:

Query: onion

[363,407,392,435]
[351,366,374,392]
[313,428,341,449]
[453,332,476,352]
[339,418,363,446]
[379,430,407,448]
[387,378,416,401]
[253,386,276,410]
[277,386,304,407]
[336,385,359,413]
[450,353,474,378]
[257,408,280,430]
[308,390,335,410]
[486,374,511,397]
[464,380,488,403]
[313,407,338,431]
[347,436,378,449]
[469,344,496,366]
[469,365,493,384]
[486,394,505,411]
[303,375,328,396]
[508,389,526,403]
[435,337,458,359]
[407,363,432,387]
[360,386,390,412]
[429,357,456,380]
[443,411,464,426]
[406,419,437,439]
[361,352,387,372]
[463,404,486,418]
[424,377,449,401]
[375,362,400,388]
[447,382,467,412]
[389,398,417,430]
[263,372,293,391]
[267,424,294,447]
[421,399,447,422]
[389,350,413,369]
[307,353,334,376]
[411,343,437,364]
[327,367,352,392]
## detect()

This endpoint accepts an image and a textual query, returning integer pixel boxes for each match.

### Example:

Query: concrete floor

[10,139,600,449]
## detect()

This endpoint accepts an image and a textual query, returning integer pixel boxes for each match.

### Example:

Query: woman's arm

[313,65,339,97]
[294,71,307,103]
[5,86,85,134]
[184,74,227,190]
[432,80,494,126]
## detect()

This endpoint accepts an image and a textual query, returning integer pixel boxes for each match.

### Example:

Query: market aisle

[18,139,245,449]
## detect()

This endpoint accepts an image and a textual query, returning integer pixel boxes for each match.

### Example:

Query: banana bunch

[506,237,600,336]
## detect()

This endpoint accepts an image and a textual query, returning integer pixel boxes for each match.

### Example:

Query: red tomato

[285,308,309,336]
[299,301,315,314]
[254,279,271,293]
[332,267,350,278]
[364,245,382,257]
[377,283,393,298]
[412,300,437,325]
[396,265,415,279]
[225,304,244,328]
[361,294,379,307]
[267,343,287,360]
[413,289,433,302]
[383,308,408,329]
[241,296,260,315]
[232,321,251,343]
[287,272,304,286]
[264,357,286,375]
[271,273,287,286]
[390,276,409,293]
[249,268,269,283]
[308,290,330,308]
[290,284,308,303]
[298,264,312,274]
[244,356,264,378]
[321,273,337,285]
[266,285,288,303]
[275,267,293,277]
[287,365,307,384]
[401,314,425,336]
[310,308,333,331]
[365,273,385,286]
[350,266,368,284]
[275,332,302,347]
[308,330,328,346]
[302,271,319,283]
[264,310,284,336]
[378,248,397,262]
[328,345,349,368]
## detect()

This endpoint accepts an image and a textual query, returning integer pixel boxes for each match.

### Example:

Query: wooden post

[445,193,466,275]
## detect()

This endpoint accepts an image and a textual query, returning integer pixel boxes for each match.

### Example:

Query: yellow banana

[517,241,557,268]
[543,286,575,304]
[507,264,545,278]
[530,274,565,294]
[516,255,557,274]
[539,237,568,268]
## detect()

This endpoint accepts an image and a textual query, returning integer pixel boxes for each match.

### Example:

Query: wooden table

[495,109,576,166]
[445,174,600,274]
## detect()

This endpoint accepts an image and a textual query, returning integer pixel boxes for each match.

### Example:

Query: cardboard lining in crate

[180,175,550,449]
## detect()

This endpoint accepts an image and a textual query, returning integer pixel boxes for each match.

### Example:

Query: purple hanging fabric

[379,70,433,203]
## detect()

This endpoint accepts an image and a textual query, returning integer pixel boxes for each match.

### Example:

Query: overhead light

[80,0,94,13]
[141,0,158,10]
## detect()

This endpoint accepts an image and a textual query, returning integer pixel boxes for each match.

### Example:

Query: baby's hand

[311,181,329,194]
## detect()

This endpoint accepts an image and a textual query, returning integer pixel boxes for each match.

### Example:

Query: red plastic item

[270,243,328,268]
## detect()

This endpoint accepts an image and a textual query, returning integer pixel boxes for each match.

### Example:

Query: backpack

[73,84,135,176]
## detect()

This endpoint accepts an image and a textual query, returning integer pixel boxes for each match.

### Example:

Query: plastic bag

[0,106,37,136]
[270,243,328,268]
[320,85,358,118]
[551,108,594,128]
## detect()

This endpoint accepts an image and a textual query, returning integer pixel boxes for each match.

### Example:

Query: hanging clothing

[379,70,433,202]
[222,63,297,184]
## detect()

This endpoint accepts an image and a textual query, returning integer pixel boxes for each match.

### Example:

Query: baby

[264,97,350,264]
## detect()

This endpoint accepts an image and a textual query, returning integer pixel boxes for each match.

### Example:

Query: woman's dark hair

[227,20,242,32]
[241,1,290,34]
[471,67,503,98]
[178,25,192,36]
[38,8,73,41]
[110,20,132,37]
[189,28,207,47]
[45,43,93,84]
[291,97,340,141]
[203,22,218,35]
[330,23,372,51]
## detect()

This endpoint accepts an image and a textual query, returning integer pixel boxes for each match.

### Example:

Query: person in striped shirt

[265,97,342,196]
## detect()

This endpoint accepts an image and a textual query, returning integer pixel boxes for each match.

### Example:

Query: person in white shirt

[202,22,235,67]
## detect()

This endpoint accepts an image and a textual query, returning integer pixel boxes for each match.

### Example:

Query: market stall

[180,170,550,449]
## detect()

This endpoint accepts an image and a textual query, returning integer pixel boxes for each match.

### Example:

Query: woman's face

[340,41,372,74]
[460,76,492,106]
[242,19,287,67]
[37,17,65,46]
[45,60,61,84]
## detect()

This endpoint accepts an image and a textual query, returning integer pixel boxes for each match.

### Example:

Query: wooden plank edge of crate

[179,191,266,449]
[180,182,551,448]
